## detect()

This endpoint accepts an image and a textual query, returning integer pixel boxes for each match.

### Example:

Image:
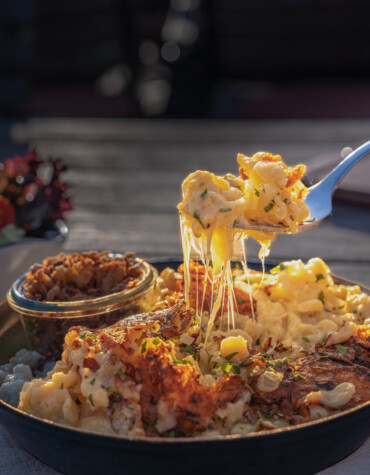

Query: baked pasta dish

[8,151,370,438]
[18,258,370,438]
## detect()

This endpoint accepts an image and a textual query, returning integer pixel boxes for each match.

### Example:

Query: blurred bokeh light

[1,0,370,119]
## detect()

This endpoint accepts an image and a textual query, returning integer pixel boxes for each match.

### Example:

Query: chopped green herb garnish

[270,263,286,274]
[335,344,349,355]
[225,352,239,361]
[220,362,233,374]
[324,308,331,313]
[141,340,147,354]
[153,337,160,345]
[172,360,183,365]
[316,274,325,281]
[193,211,205,229]
[236,294,245,304]
[275,361,284,368]
[293,371,306,380]
[218,207,232,213]
[283,198,290,204]
[88,394,94,407]
[80,332,97,343]
[302,337,310,343]
[232,365,241,375]
[116,370,126,381]
[264,202,274,213]
[180,345,194,354]
[210,370,217,376]
[254,189,260,197]
[200,188,208,200]
[235,263,241,270]
[90,378,96,386]
[202,280,207,285]
[257,411,269,421]
[318,291,325,304]
[322,333,328,343]
[60,383,64,390]
[168,430,176,438]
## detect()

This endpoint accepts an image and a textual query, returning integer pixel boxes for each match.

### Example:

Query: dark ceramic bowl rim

[0,393,369,445]
[7,256,156,315]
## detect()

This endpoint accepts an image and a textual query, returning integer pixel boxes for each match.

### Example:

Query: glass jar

[7,260,158,359]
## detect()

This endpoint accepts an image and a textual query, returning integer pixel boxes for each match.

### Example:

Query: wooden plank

[11,119,370,144]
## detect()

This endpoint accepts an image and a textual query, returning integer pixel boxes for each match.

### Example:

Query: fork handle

[319,140,370,191]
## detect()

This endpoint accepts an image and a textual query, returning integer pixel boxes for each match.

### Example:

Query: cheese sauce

[178,152,309,339]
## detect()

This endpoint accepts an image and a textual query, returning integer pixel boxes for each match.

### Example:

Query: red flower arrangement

[0,150,71,242]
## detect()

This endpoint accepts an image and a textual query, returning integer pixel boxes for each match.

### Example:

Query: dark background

[2,0,370,120]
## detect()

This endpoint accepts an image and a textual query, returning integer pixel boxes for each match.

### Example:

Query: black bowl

[0,258,369,475]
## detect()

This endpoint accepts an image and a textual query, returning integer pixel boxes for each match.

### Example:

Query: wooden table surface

[1,118,370,474]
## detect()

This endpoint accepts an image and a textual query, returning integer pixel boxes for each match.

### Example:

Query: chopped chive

[200,188,208,200]
[270,263,286,274]
[220,362,233,374]
[90,378,96,386]
[172,360,183,365]
[153,337,160,346]
[236,294,245,304]
[264,202,274,212]
[257,411,269,421]
[225,352,239,361]
[235,263,241,270]
[116,370,126,381]
[180,345,194,354]
[302,337,310,343]
[218,207,232,212]
[316,274,325,281]
[168,430,176,438]
[335,344,349,355]
[193,211,205,229]
[318,291,325,304]
[232,365,241,375]
[141,340,147,354]
[60,383,64,390]
[88,394,94,407]
[293,371,306,380]
[254,189,260,197]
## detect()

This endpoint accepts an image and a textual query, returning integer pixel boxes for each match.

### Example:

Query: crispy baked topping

[24,251,144,302]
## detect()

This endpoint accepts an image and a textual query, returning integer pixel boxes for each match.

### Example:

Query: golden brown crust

[24,251,143,302]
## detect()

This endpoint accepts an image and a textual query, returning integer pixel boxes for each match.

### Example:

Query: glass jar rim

[7,259,156,317]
